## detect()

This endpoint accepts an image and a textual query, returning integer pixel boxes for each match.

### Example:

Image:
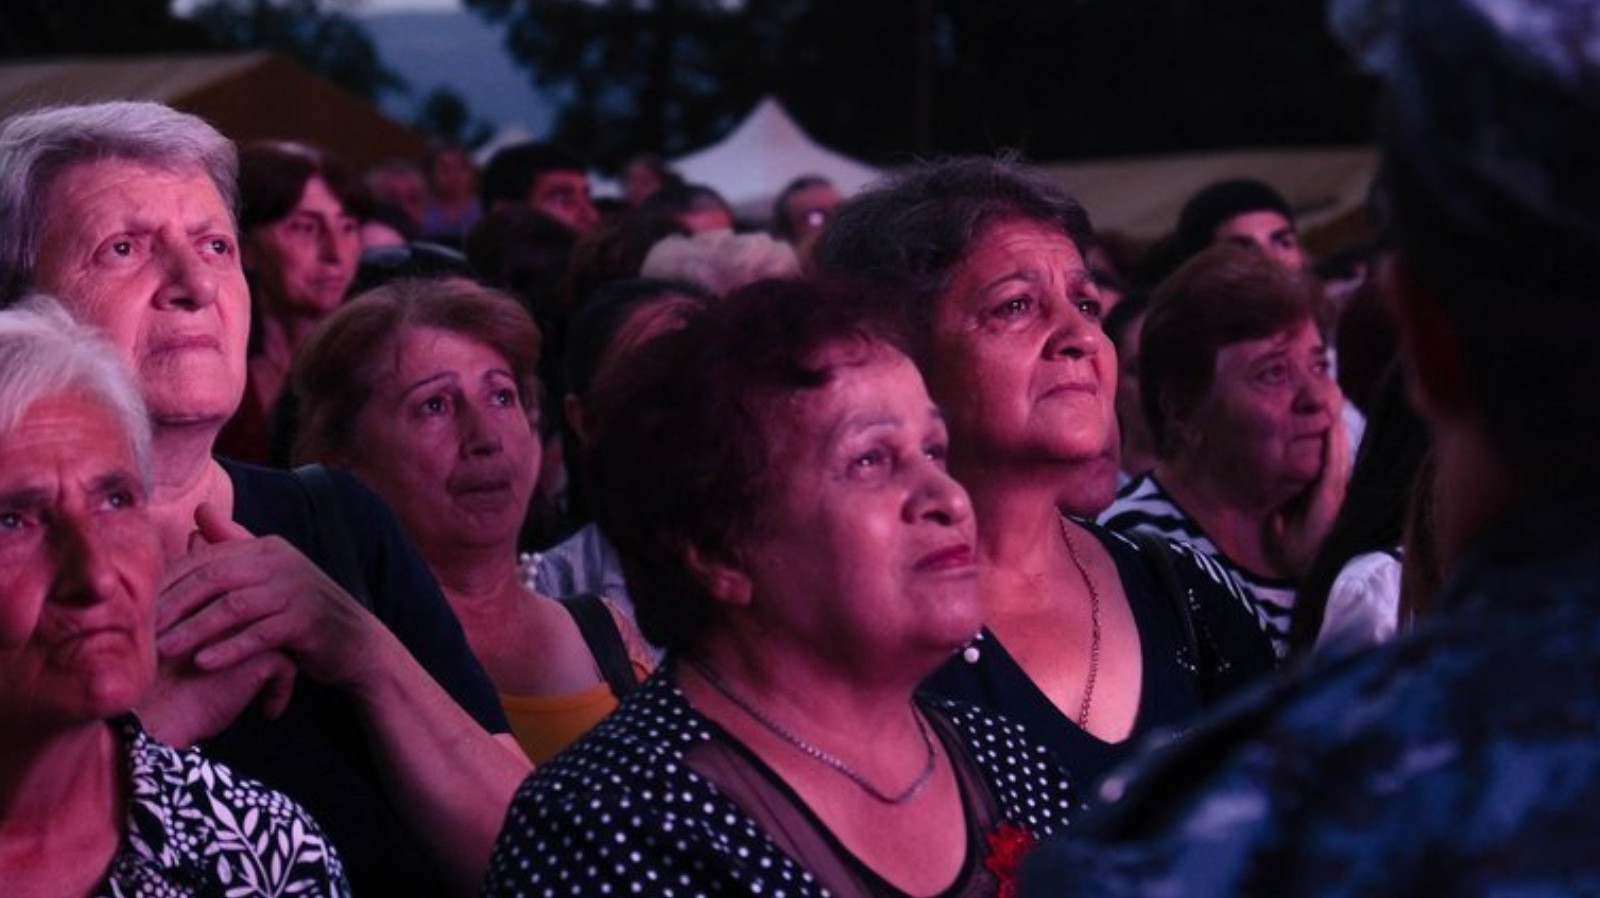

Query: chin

[1057,450,1121,516]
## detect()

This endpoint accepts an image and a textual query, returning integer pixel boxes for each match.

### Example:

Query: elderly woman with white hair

[0,298,347,897]
[0,101,527,896]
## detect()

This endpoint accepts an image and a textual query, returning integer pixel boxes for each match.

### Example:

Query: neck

[1154,459,1281,576]
[956,450,1110,563]
[148,425,232,558]
[691,632,921,735]
[431,541,523,607]
[0,723,123,891]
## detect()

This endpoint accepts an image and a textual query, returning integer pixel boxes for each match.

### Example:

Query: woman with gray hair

[0,298,347,897]
[0,100,526,896]
[816,157,1279,792]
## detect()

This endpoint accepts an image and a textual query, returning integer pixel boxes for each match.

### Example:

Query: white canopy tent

[671,97,882,224]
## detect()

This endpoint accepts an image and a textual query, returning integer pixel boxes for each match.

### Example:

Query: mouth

[148,334,221,356]
[1042,380,1098,399]
[914,543,976,573]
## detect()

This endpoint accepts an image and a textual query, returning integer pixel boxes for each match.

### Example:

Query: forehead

[388,325,506,373]
[44,159,231,232]
[532,170,588,194]
[1217,318,1321,363]
[1215,210,1295,238]
[778,343,929,434]
[0,393,134,475]
[956,218,1085,276]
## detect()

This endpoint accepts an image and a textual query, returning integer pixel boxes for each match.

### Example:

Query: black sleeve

[327,467,510,733]
[225,459,508,733]
[1164,539,1282,702]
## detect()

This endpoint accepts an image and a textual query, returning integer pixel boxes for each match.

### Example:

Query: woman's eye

[490,388,518,408]
[0,511,24,531]
[924,443,949,465]
[1257,363,1289,385]
[105,490,139,511]
[110,240,133,258]
[990,296,1034,320]
[1076,297,1104,321]
[206,237,231,256]
[850,449,889,472]
[419,396,448,415]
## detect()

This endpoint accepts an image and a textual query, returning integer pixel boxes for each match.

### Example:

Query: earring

[961,631,984,664]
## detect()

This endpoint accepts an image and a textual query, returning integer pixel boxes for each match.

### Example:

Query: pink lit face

[733,344,981,667]
[245,175,361,318]
[0,395,163,729]
[928,219,1117,507]
[1214,210,1309,273]
[34,160,250,429]
[1189,319,1341,506]
[349,327,540,557]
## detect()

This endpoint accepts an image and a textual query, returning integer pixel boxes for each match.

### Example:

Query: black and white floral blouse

[97,717,348,898]
[483,669,1076,897]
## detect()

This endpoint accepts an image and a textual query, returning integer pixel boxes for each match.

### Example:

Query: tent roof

[1038,145,1378,252]
[0,52,426,171]
[671,97,881,222]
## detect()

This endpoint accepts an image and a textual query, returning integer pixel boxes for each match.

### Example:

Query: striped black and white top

[1100,473,1297,658]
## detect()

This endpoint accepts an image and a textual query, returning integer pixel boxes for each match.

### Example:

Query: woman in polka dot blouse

[483,278,1076,897]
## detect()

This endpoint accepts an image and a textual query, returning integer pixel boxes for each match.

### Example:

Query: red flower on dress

[983,823,1038,898]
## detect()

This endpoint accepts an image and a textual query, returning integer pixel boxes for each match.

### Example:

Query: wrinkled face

[349,327,540,558]
[0,395,162,730]
[734,345,980,669]
[1187,319,1341,507]
[34,160,250,431]
[244,175,361,320]
[1214,210,1309,273]
[529,170,598,234]
[928,219,1118,510]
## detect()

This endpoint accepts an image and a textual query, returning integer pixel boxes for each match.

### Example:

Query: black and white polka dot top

[483,669,1076,897]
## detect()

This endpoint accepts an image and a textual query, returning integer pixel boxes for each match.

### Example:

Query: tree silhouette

[466,0,1377,170]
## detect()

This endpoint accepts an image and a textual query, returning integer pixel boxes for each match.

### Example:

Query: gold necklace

[1059,516,1102,728]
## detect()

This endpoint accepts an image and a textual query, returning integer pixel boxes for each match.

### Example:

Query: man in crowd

[479,140,600,234]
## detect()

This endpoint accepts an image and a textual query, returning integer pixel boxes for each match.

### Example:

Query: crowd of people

[2,0,1598,893]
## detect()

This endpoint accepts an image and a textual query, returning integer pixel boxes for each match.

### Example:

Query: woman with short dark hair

[818,157,1279,791]
[1102,243,1350,657]
[484,276,1075,897]
[218,140,367,465]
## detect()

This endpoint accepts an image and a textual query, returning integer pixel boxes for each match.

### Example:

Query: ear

[684,543,754,608]
[563,393,591,447]
[1382,255,1473,421]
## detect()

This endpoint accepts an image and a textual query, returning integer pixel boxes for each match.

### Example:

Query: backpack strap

[558,594,639,699]
[291,463,373,611]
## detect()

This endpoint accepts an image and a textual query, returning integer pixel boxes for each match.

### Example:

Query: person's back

[1024,0,1600,893]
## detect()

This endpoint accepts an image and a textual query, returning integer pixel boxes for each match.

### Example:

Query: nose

[1044,295,1107,361]
[458,402,504,458]
[51,515,119,607]
[905,461,974,529]
[1291,364,1336,414]
[319,223,354,266]
[155,237,219,312]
